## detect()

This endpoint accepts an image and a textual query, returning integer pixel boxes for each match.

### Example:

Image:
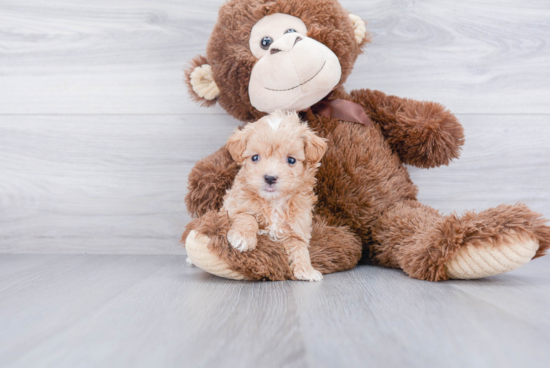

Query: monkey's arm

[185,146,239,218]
[350,88,465,168]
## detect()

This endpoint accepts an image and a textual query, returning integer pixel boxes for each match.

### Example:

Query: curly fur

[222,112,327,280]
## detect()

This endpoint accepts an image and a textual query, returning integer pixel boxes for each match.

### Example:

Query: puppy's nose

[264,175,278,185]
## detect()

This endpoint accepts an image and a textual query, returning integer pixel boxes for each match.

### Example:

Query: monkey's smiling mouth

[265,61,326,92]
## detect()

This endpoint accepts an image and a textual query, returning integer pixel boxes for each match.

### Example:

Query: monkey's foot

[185,230,247,280]
[445,231,539,279]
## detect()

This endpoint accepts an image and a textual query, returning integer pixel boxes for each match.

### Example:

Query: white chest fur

[257,200,287,241]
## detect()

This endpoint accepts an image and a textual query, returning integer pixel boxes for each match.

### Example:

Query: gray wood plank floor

[1,254,549,368]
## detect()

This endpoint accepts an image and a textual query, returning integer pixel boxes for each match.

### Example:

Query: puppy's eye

[260,37,273,50]
[284,29,297,34]
[287,157,296,165]
[251,155,260,162]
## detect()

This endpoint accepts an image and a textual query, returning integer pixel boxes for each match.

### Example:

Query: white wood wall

[1,0,549,254]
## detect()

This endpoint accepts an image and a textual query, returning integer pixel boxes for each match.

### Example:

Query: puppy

[222,111,327,281]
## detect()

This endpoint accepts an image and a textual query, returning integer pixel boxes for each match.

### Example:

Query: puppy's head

[226,111,327,199]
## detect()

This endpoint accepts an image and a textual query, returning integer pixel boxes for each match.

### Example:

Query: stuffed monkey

[182,0,550,281]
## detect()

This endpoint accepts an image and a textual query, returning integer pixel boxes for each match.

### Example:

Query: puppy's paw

[294,266,323,282]
[227,230,257,252]
[185,256,194,267]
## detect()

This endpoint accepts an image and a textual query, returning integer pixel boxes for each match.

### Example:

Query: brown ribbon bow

[310,95,372,126]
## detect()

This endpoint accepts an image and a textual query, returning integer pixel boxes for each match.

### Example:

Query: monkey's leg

[183,212,362,281]
[371,200,550,281]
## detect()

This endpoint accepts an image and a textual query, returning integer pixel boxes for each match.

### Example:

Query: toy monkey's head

[185,0,369,122]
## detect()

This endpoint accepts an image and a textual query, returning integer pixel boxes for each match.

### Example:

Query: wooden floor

[1,254,549,368]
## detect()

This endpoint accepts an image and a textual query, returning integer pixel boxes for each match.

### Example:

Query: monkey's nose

[264,175,278,185]
[270,36,302,54]
[269,33,303,55]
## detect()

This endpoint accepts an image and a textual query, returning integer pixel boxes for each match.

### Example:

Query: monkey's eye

[260,37,273,50]
[287,157,296,165]
[284,29,297,34]
[252,155,260,162]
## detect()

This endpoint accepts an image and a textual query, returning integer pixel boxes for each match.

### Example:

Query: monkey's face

[248,13,342,113]
[185,0,369,122]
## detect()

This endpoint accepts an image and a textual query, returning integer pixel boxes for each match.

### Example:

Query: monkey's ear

[348,14,369,46]
[303,128,328,165]
[184,55,220,107]
[226,127,249,164]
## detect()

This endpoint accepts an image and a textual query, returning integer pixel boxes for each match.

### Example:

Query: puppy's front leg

[286,238,323,282]
[227,214,259,252]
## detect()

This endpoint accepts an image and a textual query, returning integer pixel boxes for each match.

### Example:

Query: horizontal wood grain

[0,113,548,254]
[409,114,550,216]
[0,0,549,114]
[1,254,549,368]
[0,114,237,254]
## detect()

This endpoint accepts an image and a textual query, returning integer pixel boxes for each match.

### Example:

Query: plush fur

[182,212,362,281]
[189,0,367,121]
[182,0,550,281]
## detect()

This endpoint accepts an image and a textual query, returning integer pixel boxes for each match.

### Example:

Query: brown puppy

[222,111,327,281]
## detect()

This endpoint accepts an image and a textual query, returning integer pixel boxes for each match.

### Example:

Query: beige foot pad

[445,232,539,279]
[185,230,246,280]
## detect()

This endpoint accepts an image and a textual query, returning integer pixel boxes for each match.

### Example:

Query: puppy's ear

[184,55,220,107]
[226,127,249,164]
[303,128,327,164]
